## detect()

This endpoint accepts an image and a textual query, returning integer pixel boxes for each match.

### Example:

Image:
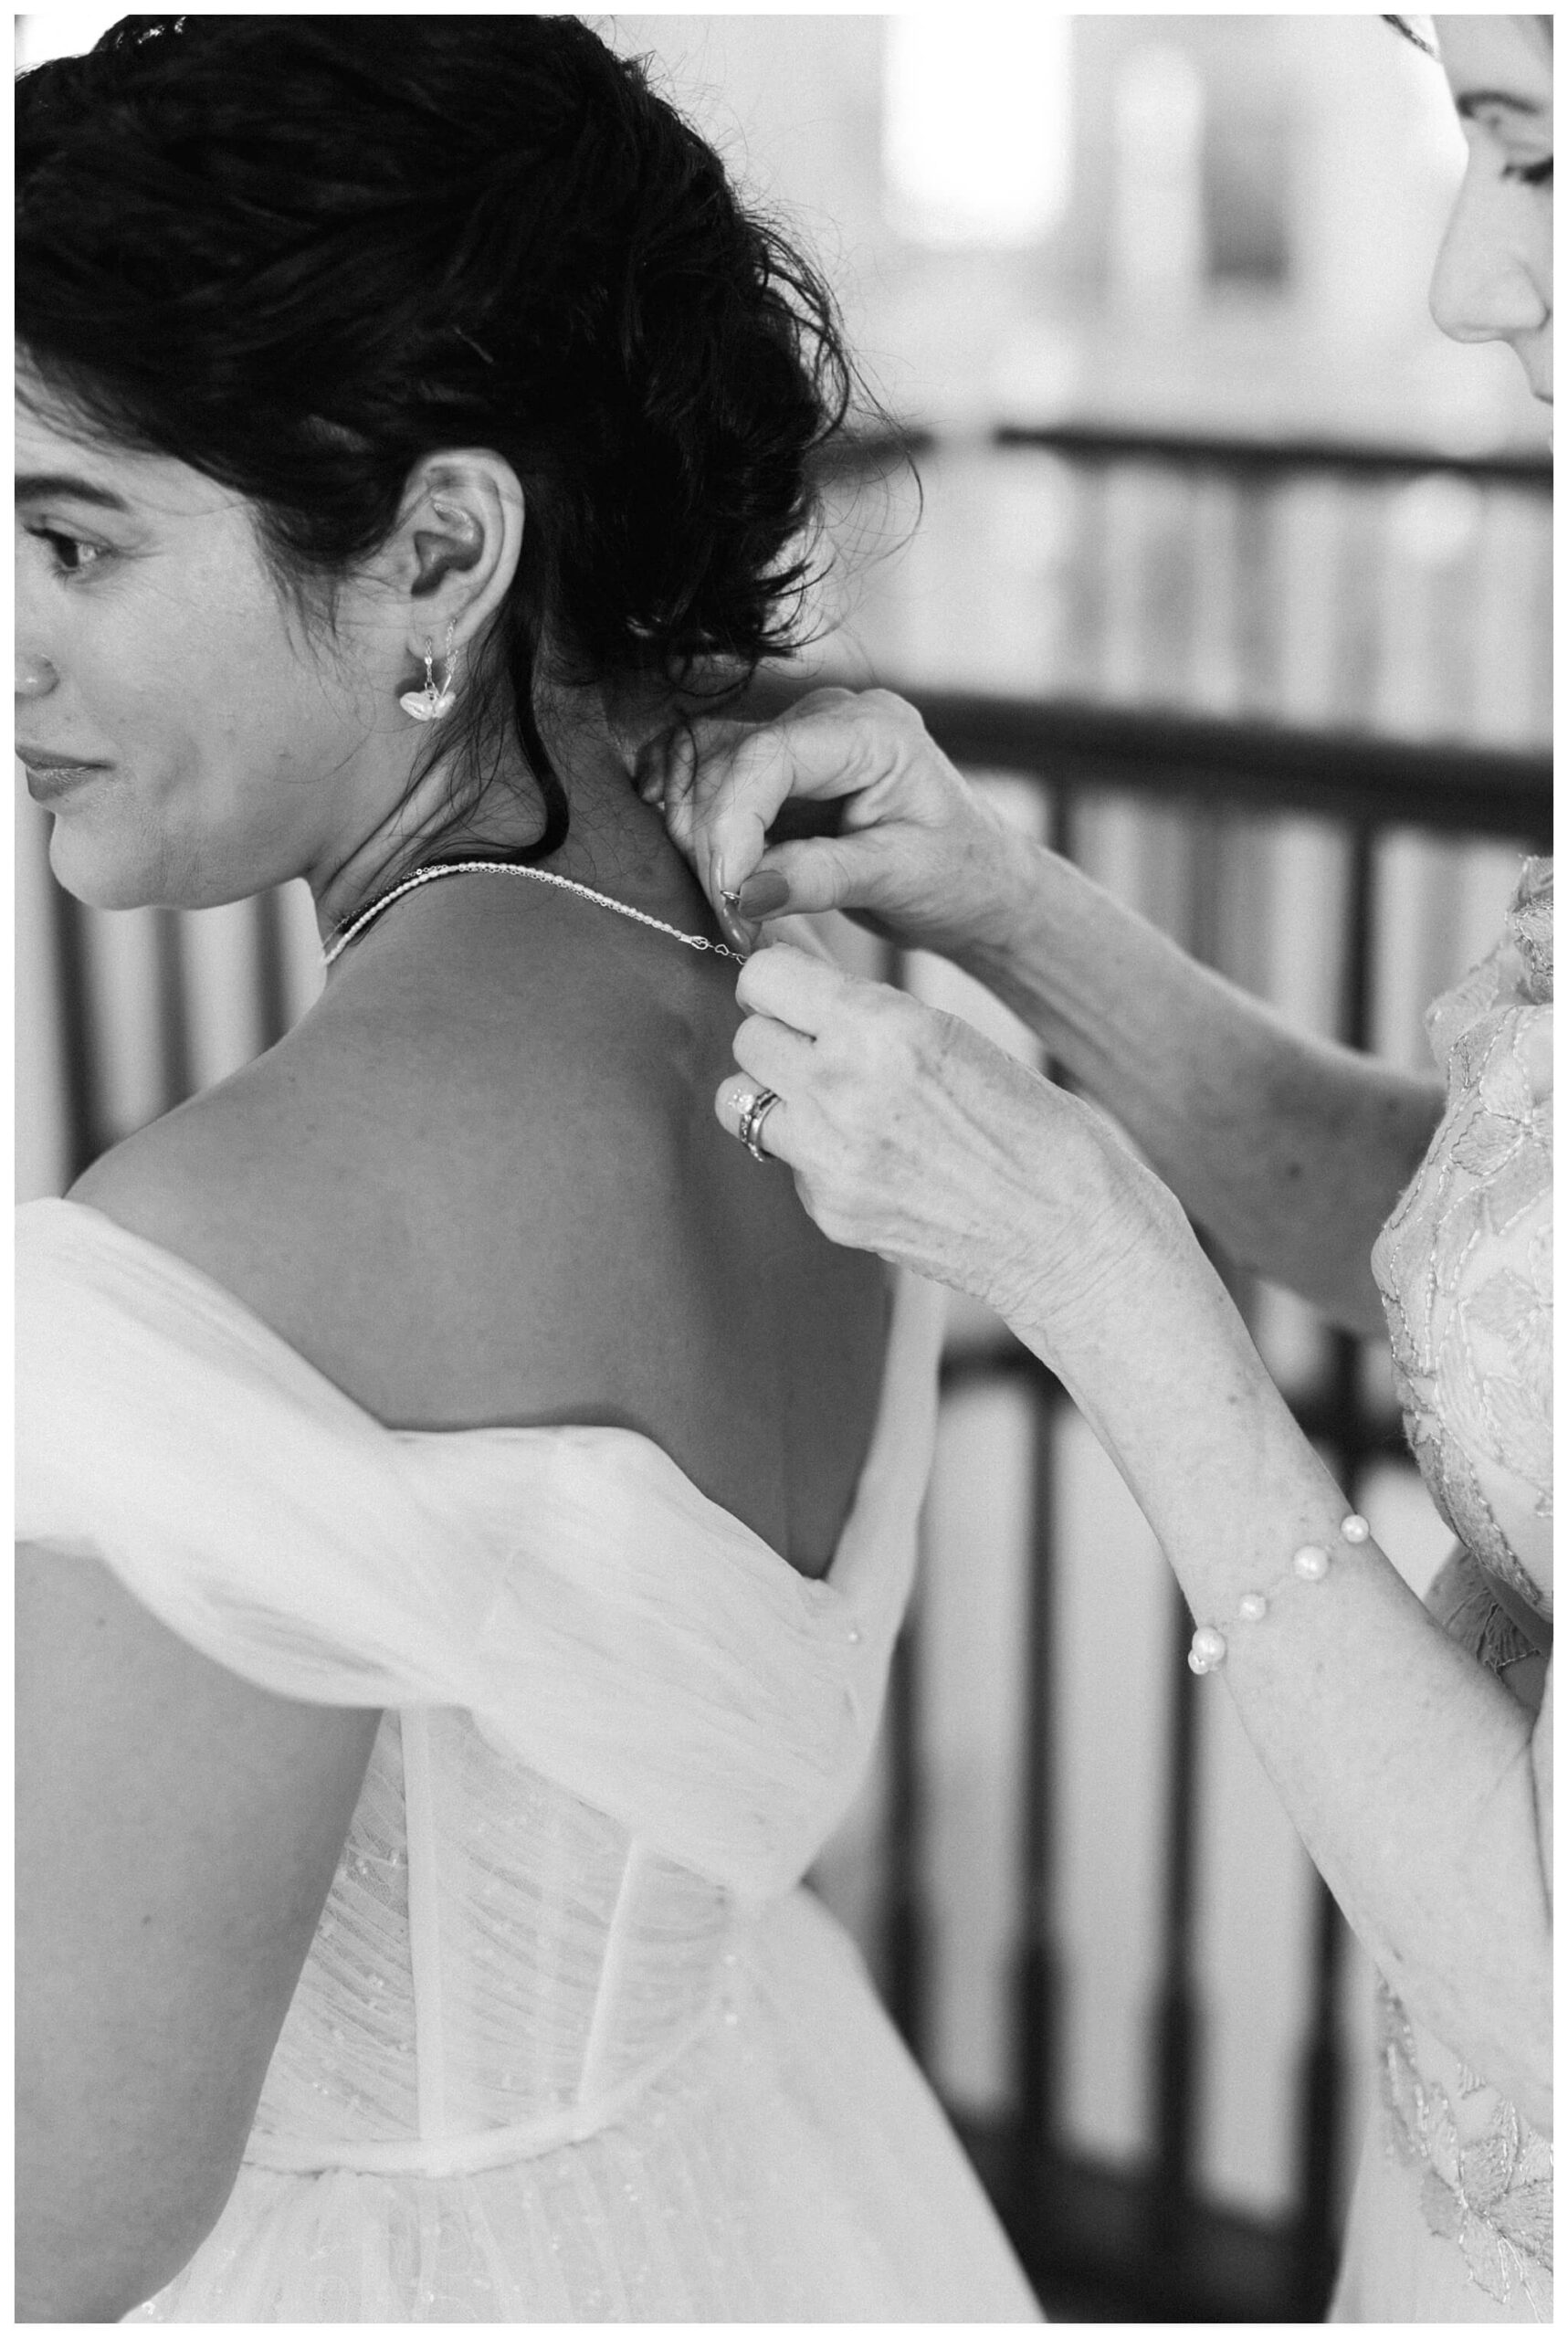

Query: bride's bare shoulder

[64,949,729,1417]
[68,930,889,1564]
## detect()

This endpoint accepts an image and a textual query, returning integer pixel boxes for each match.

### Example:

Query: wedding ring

[736,1087,781,1162]
[732,1088,763,1149]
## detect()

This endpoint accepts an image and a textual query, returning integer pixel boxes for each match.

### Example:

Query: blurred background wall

[16,12,1552,2320]
[611,10,1544,448]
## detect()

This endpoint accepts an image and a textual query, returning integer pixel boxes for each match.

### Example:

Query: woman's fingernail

[737,871,790,917]
[716,898,754,956]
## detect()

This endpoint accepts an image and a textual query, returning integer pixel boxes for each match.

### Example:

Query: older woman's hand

[638,686,1028,960]
[718,942,1179,1358]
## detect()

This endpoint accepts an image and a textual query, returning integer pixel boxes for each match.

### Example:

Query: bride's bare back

[73,869,890,1582]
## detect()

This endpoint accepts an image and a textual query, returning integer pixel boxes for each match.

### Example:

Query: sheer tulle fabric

[17,1199,1038,2322]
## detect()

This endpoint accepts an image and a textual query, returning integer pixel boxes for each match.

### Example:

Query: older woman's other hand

[717,943,1174,1355]
[638,686,1026,959]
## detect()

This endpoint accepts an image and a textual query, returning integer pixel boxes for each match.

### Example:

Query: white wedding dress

[17,1196,1040,2322]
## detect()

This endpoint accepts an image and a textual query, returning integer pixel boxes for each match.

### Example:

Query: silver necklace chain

[322,857,744,968]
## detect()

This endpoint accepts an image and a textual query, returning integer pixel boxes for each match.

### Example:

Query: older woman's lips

[17,746,112,801]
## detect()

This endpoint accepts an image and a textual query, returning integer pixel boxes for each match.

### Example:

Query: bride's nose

[1428,164,1550,347]
[16,648,60,700]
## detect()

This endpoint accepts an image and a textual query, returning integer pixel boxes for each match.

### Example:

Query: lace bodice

[1364,857,1552,2316]
[1371,857,1552,1627]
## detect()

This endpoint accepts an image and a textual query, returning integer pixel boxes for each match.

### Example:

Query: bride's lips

[17,745,113,802]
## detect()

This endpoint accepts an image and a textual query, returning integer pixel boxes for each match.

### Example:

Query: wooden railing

[746,678,1551,835]
[991,420,1550,490]
[811,418,1552,761]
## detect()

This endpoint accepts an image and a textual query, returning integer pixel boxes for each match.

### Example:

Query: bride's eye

[25,525,107,577]
[1503,156,1552,187]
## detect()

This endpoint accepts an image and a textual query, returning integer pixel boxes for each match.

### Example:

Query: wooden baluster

[1295,1789,1350,2305]
[880,943,931,2063]
[1012,1361,1064,2253]
[152,906,195,1116]
[1010,781,1077,2231]
[884,1579,927,2060]
[252,887,294,1051]
[1149,1563,1204,2259]
[43,877,100,1184]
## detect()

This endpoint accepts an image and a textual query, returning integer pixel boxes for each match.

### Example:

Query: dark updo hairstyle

[16,15,860,858]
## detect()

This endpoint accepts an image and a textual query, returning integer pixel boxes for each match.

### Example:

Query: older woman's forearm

[719,945,1548,2115]
[954,839,1443,1334]
[1003,1209,1552,2126]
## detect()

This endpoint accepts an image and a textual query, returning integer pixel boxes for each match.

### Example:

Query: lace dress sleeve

[1349,862,1553,2321]
[1371,858,1552,1630]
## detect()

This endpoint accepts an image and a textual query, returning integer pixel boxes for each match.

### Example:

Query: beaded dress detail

[16,1200,1038,2322]
[1335,858,1553,2323]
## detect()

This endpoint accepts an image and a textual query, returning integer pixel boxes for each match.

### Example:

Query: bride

[15,18,1037,2322]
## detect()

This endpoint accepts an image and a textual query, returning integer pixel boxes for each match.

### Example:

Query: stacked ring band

[737,1088,781,1162]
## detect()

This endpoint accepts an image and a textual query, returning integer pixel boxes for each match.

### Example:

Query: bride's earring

[400,623,458,723]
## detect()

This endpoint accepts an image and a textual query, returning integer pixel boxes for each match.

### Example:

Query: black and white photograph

[16,9,1551,2323]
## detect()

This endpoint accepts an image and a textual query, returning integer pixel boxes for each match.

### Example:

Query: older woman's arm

[655,690,1440,1335]
[721,945,1550,2128]
[16,1546,378,2321]
[948,835,1442,1335]
[1023,1183,1552,2127]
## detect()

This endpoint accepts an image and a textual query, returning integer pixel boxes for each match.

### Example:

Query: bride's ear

[386,448,525,665]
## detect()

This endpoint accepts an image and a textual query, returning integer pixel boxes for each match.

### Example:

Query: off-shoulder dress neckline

[23,1194,929,1617]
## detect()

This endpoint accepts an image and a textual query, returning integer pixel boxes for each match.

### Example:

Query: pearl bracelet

[1188,1512,1371,1674]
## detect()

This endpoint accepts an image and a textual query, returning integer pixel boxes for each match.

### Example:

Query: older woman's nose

[1428,173,1550,345]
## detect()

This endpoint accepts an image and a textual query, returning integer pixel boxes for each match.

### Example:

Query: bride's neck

[318,683,700,940]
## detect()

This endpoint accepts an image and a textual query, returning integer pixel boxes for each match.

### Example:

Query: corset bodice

[254,1712,742,2171]
[17,1200,946,2173]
